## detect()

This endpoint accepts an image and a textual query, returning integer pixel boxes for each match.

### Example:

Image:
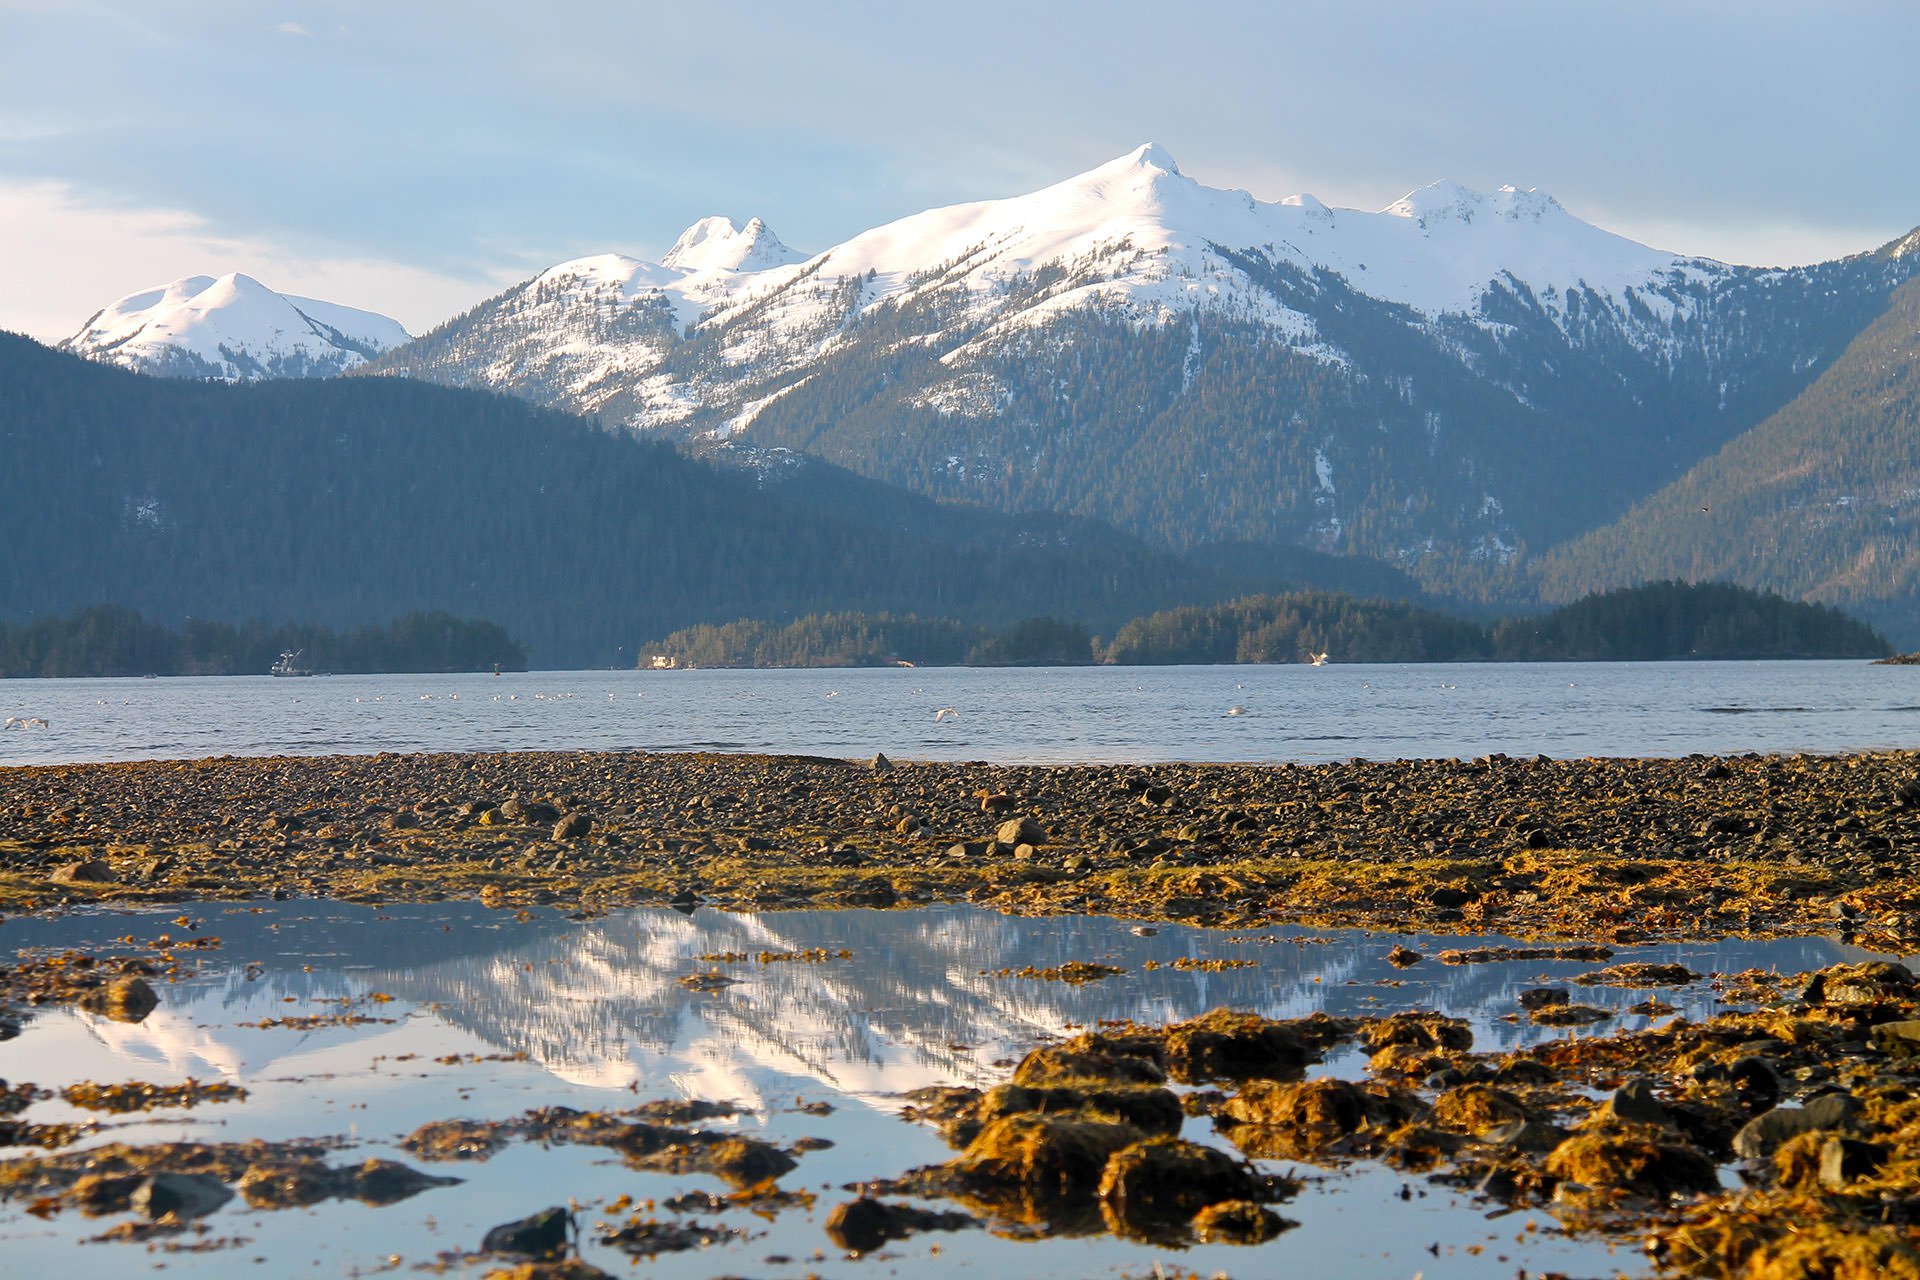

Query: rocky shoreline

[2,746,1918,944]
[8,746,1920,1276]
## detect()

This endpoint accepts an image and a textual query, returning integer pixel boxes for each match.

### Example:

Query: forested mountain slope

[1535,271,1920,641]
[0,334,1263,666]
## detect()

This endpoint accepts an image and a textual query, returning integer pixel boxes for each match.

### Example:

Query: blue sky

[4,0,1916,338]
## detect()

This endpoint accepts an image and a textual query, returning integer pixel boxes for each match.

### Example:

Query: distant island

[640,581,1890,669]
[0,607,528,678]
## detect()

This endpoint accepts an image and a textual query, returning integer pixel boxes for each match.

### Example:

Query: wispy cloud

[271,21,310,37]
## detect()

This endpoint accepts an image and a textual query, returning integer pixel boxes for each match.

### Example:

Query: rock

[1574,962,1700,987]
[1871,1019,1920,1057]
[1430,1084,1529,1135]
[976,790,1013,812]
[1482,1119,1571,1153]
[1220,1078,1371,1134]
[79,976,158,1023]
[1803,961,1915,1006]
[1545,1129,1718,1198]
[824,1197,975,1253]
[1427,886,1473,909]
[1600,1079,1671,1128]
[1818,1135,1887,1190]
[482,1206,572,1259]
[950,1112,1142,1204]
[1518,987,1570,1011]
[1012,1040,1167,1088]
[975,1084,1184,1139]
[871,753,894,772]
[551,813,591,841]
[1385,944,1423,967]
[996,817,1049,846]
[130,1172,233,1220]
[49,858,117,885]
[1097,1136,1259,1231]
[1529,1003,1612,1026]
[1733,1092,1862,1160]
[1163,1010,1351,1083]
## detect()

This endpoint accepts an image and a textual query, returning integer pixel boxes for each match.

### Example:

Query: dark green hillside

[1492,581,1889,661]
[1102,592,1494,665]
[1535,271,1920,643]
[0,606,526,677]
[0,333,1255,667]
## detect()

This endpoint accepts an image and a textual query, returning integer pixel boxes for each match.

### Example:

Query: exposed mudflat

[3,747,1920,943]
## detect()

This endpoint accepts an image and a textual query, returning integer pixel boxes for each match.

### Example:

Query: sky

[3,0,1917,340]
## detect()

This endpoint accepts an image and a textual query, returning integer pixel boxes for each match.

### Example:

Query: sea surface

[2,901,1901,1278]
[2,659,1917,766]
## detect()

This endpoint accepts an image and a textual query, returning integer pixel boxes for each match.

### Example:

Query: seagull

[1225,705,1248,717]
[933,707,960,722]
[1309,652,1329,666]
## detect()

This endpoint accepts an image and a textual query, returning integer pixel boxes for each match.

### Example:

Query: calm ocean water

[2,659,1917,766]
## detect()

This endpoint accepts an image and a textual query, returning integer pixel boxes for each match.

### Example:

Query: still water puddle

[1,903,1906,1277]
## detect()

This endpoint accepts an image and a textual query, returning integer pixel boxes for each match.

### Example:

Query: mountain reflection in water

[1,902,1908,1280]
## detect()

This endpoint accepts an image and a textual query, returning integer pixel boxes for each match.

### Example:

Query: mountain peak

[662,216,800,273]
[60,273,409,381]
[1384,180,1565,226]
[1125,142,1181,175]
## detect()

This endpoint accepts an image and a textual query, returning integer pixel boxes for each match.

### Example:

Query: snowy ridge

[61,273,409,381]
[387,143,1738,438]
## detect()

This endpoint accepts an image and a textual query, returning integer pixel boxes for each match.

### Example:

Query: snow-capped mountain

[367,147,1920,587]
[62,273,410,381]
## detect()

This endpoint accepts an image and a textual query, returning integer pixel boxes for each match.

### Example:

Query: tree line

[641,581,1889,668]
[0,606,527,678]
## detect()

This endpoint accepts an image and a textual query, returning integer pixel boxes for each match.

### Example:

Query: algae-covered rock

[1430,1084,1530,1135]
[1545,1128,1718,1199]
[1215,1077,1406,1160]
[1096,1136,1260,1229]
[1011,1035,1167,1088]
[1743,1225,1920,1280]
[1360,1012,1472,1053]
[1161,1009,1353,1083]
[1804,962,1916,1008]
[977,1083,1183,1138]
[951,1112,1143,1204]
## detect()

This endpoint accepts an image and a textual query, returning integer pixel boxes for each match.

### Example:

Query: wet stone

[129,1172,232,1221]
[482,1206,572,1259]
[1599,1079,1671,1128]
[1732,1092,1863,1160]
